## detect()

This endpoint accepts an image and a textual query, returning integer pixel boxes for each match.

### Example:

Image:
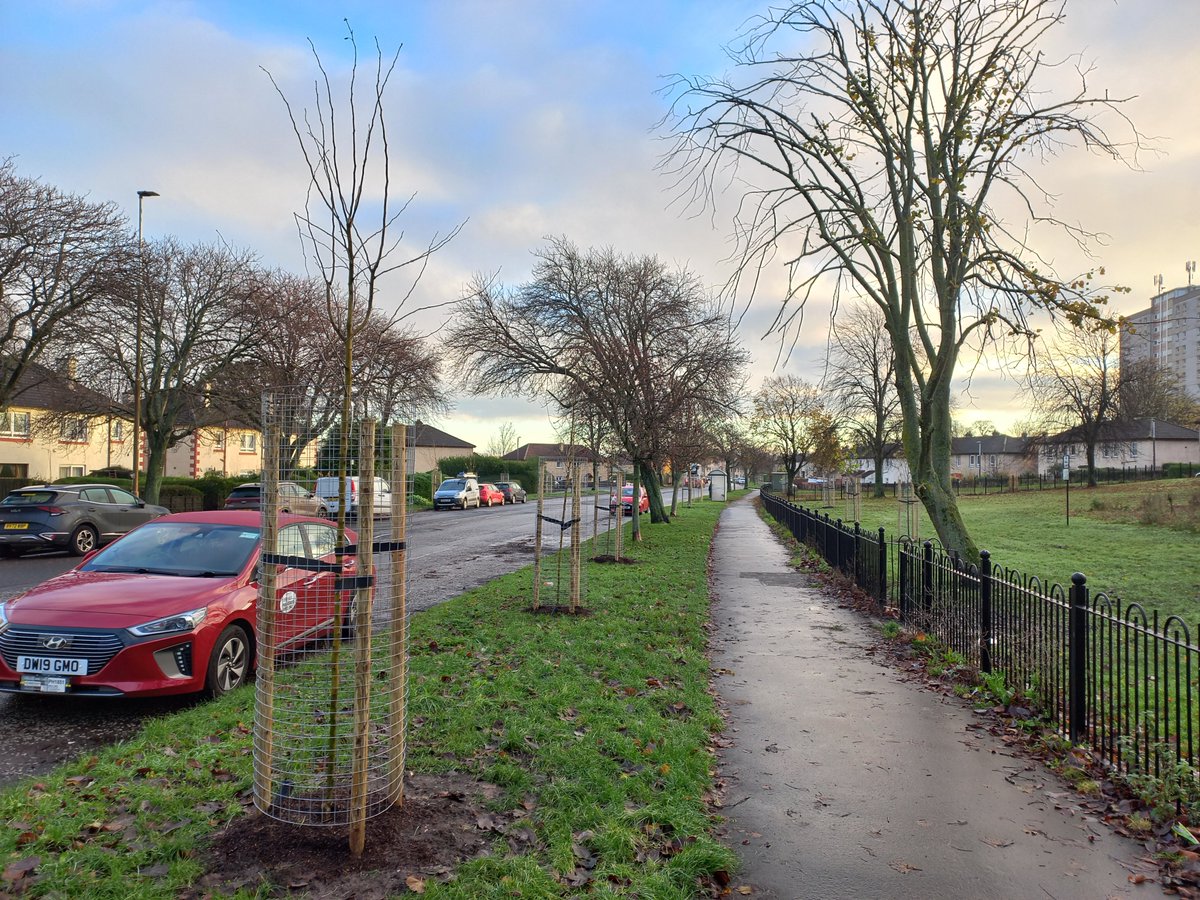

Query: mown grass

[0,498,738,898]
[805,479,1200,620]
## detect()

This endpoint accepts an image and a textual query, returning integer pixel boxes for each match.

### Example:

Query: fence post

[922,540,934,618]
[853,521,861,585]
[898,543,909,622]
[1068,572,1088,744]
[835,519,844,571]
[979,549,992,674]
[878,527,887,606]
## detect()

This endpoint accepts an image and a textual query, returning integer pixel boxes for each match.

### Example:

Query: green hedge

[436,454,540,491]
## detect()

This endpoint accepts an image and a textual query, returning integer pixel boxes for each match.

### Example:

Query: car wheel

[69,524,99,556]
[206,624,252,698]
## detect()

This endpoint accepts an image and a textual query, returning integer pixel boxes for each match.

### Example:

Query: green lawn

[0,498,740,898]
[802,479,1200,620]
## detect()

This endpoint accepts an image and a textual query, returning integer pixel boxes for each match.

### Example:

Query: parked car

[0,510,356,698]
[433,475,480,510]
[479,483,506,507]
[313,476,393,518]
[0,484,170,558]
[223,481,322,516]
[610,484,649,515]
[495,481,527,504]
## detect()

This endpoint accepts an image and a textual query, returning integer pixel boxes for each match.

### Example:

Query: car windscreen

[1,491,58,505]
[226,487,261,499]
[80,521,260,577]
[438,479,465,491]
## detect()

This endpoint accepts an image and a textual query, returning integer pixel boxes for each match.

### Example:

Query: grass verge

[0,501,737,898]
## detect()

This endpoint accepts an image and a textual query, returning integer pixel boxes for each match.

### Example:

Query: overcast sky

[3,0,1198,450]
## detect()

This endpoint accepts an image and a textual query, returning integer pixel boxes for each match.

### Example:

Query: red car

[610,484,649,515]
[0,511,356,698]
[479,483,506,507]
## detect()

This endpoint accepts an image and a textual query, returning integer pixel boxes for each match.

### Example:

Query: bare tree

[751,375,825,497]
[1117,358,1199,427]
[72,238,261,502]
[486,422,520,458]
[0,160,128,410]
[1024,328,1121,487]
[449,238,747,533]
[826,302,901,497]
[666,0,1139,560]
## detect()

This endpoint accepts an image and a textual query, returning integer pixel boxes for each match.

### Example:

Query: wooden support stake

[570,468,582,610]
[254,411,282,813]
[349,420,376,857]
[533,460,546,609]
[388,424,408,806]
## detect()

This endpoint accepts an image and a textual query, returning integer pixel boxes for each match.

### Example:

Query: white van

[313,476,393,518]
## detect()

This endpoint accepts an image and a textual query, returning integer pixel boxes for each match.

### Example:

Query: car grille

[0,627,126,676]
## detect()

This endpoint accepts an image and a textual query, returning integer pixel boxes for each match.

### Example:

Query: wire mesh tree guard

[898,481,920,542]
[253,391,410,854]
[531,458,589,613]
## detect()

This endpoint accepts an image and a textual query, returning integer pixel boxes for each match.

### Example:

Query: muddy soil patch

[187,774,522,898]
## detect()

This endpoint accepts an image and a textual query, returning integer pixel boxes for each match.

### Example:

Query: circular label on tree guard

[279,591,297,614]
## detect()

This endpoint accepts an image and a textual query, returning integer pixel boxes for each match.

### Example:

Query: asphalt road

[0,495,620,787]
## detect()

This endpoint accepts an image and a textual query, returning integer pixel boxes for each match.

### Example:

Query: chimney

[203,382,211,408]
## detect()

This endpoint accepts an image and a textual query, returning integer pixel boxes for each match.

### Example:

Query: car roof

[151,510,334,527]
[7,483,117,494]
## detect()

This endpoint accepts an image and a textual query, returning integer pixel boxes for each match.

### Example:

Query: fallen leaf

[406,875,426,893]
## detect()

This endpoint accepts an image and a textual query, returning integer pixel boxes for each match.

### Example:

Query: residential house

[411,421,475,472]
[1033,419,1199,476]
[950,433,1036,478]
[844,442,911,485]
[502,442,607,486]
[0,360,131,482]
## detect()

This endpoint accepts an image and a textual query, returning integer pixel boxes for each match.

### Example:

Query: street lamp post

[132,190,159,497]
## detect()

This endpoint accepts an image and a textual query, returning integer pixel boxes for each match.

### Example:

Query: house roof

[1043,419,1197,443]
[412,421,474,449]
[7,359,115,414]
[502,442,603,463]
[950,433,1030,455]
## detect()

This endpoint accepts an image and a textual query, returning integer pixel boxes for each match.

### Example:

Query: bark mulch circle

[184,773,523,898]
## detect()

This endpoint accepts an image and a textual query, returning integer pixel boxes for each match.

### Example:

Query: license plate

[20,675,69,693]
[17,655,85,675]
[3,523,28,530]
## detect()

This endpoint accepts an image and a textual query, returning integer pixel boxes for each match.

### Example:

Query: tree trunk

[640,458,669,525]
[872,442,887,499]
[669,460,680,516]
[143,431,170,505]
[894,336,979,564]
[1085,440,1098,488]
[630,466,643,542]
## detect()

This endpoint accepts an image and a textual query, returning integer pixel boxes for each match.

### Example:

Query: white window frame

[0,410,31,438]
[59,417,89,442]
[239,433,257,453]
[110,420,125,441]
[58,465,85,479]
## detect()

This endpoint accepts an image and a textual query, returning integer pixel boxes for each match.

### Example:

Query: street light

[132,190,159,497]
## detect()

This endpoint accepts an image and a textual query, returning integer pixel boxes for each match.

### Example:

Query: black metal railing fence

[759,489,1200,782]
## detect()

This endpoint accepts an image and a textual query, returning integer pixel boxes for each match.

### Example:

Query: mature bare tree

[751,375,826,497]
[1117,359,1199,428]
[486,422,520,458]
[666,0,1139,559]
[71,238,261,502]
[0,160,128,410]
[826,302,901,497]
[1024,328,1121,487]
[449,238,747,533]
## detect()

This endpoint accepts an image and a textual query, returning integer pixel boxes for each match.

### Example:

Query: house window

[0,410,31,438]
[59,418,89,443]
[110,420,125,441]
[988,455,996,468]
[0,463,28,478]
[59,465,84,478]
[213,431,225,450]
[239,433,257,453]
[954,455,961,467]
[1129,442,1138,458]
[968,454,978,467]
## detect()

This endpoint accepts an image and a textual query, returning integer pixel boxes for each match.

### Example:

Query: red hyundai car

[609,484,649,515]
[0,511,356,698]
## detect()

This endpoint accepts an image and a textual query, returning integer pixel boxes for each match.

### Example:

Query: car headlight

[0,601,8,635]
[128,607,208,637]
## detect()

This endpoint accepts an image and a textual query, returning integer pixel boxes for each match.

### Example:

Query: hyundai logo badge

[40,635,72,650]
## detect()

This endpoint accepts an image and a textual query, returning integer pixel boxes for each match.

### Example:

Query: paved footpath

[709,494,1156,900]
